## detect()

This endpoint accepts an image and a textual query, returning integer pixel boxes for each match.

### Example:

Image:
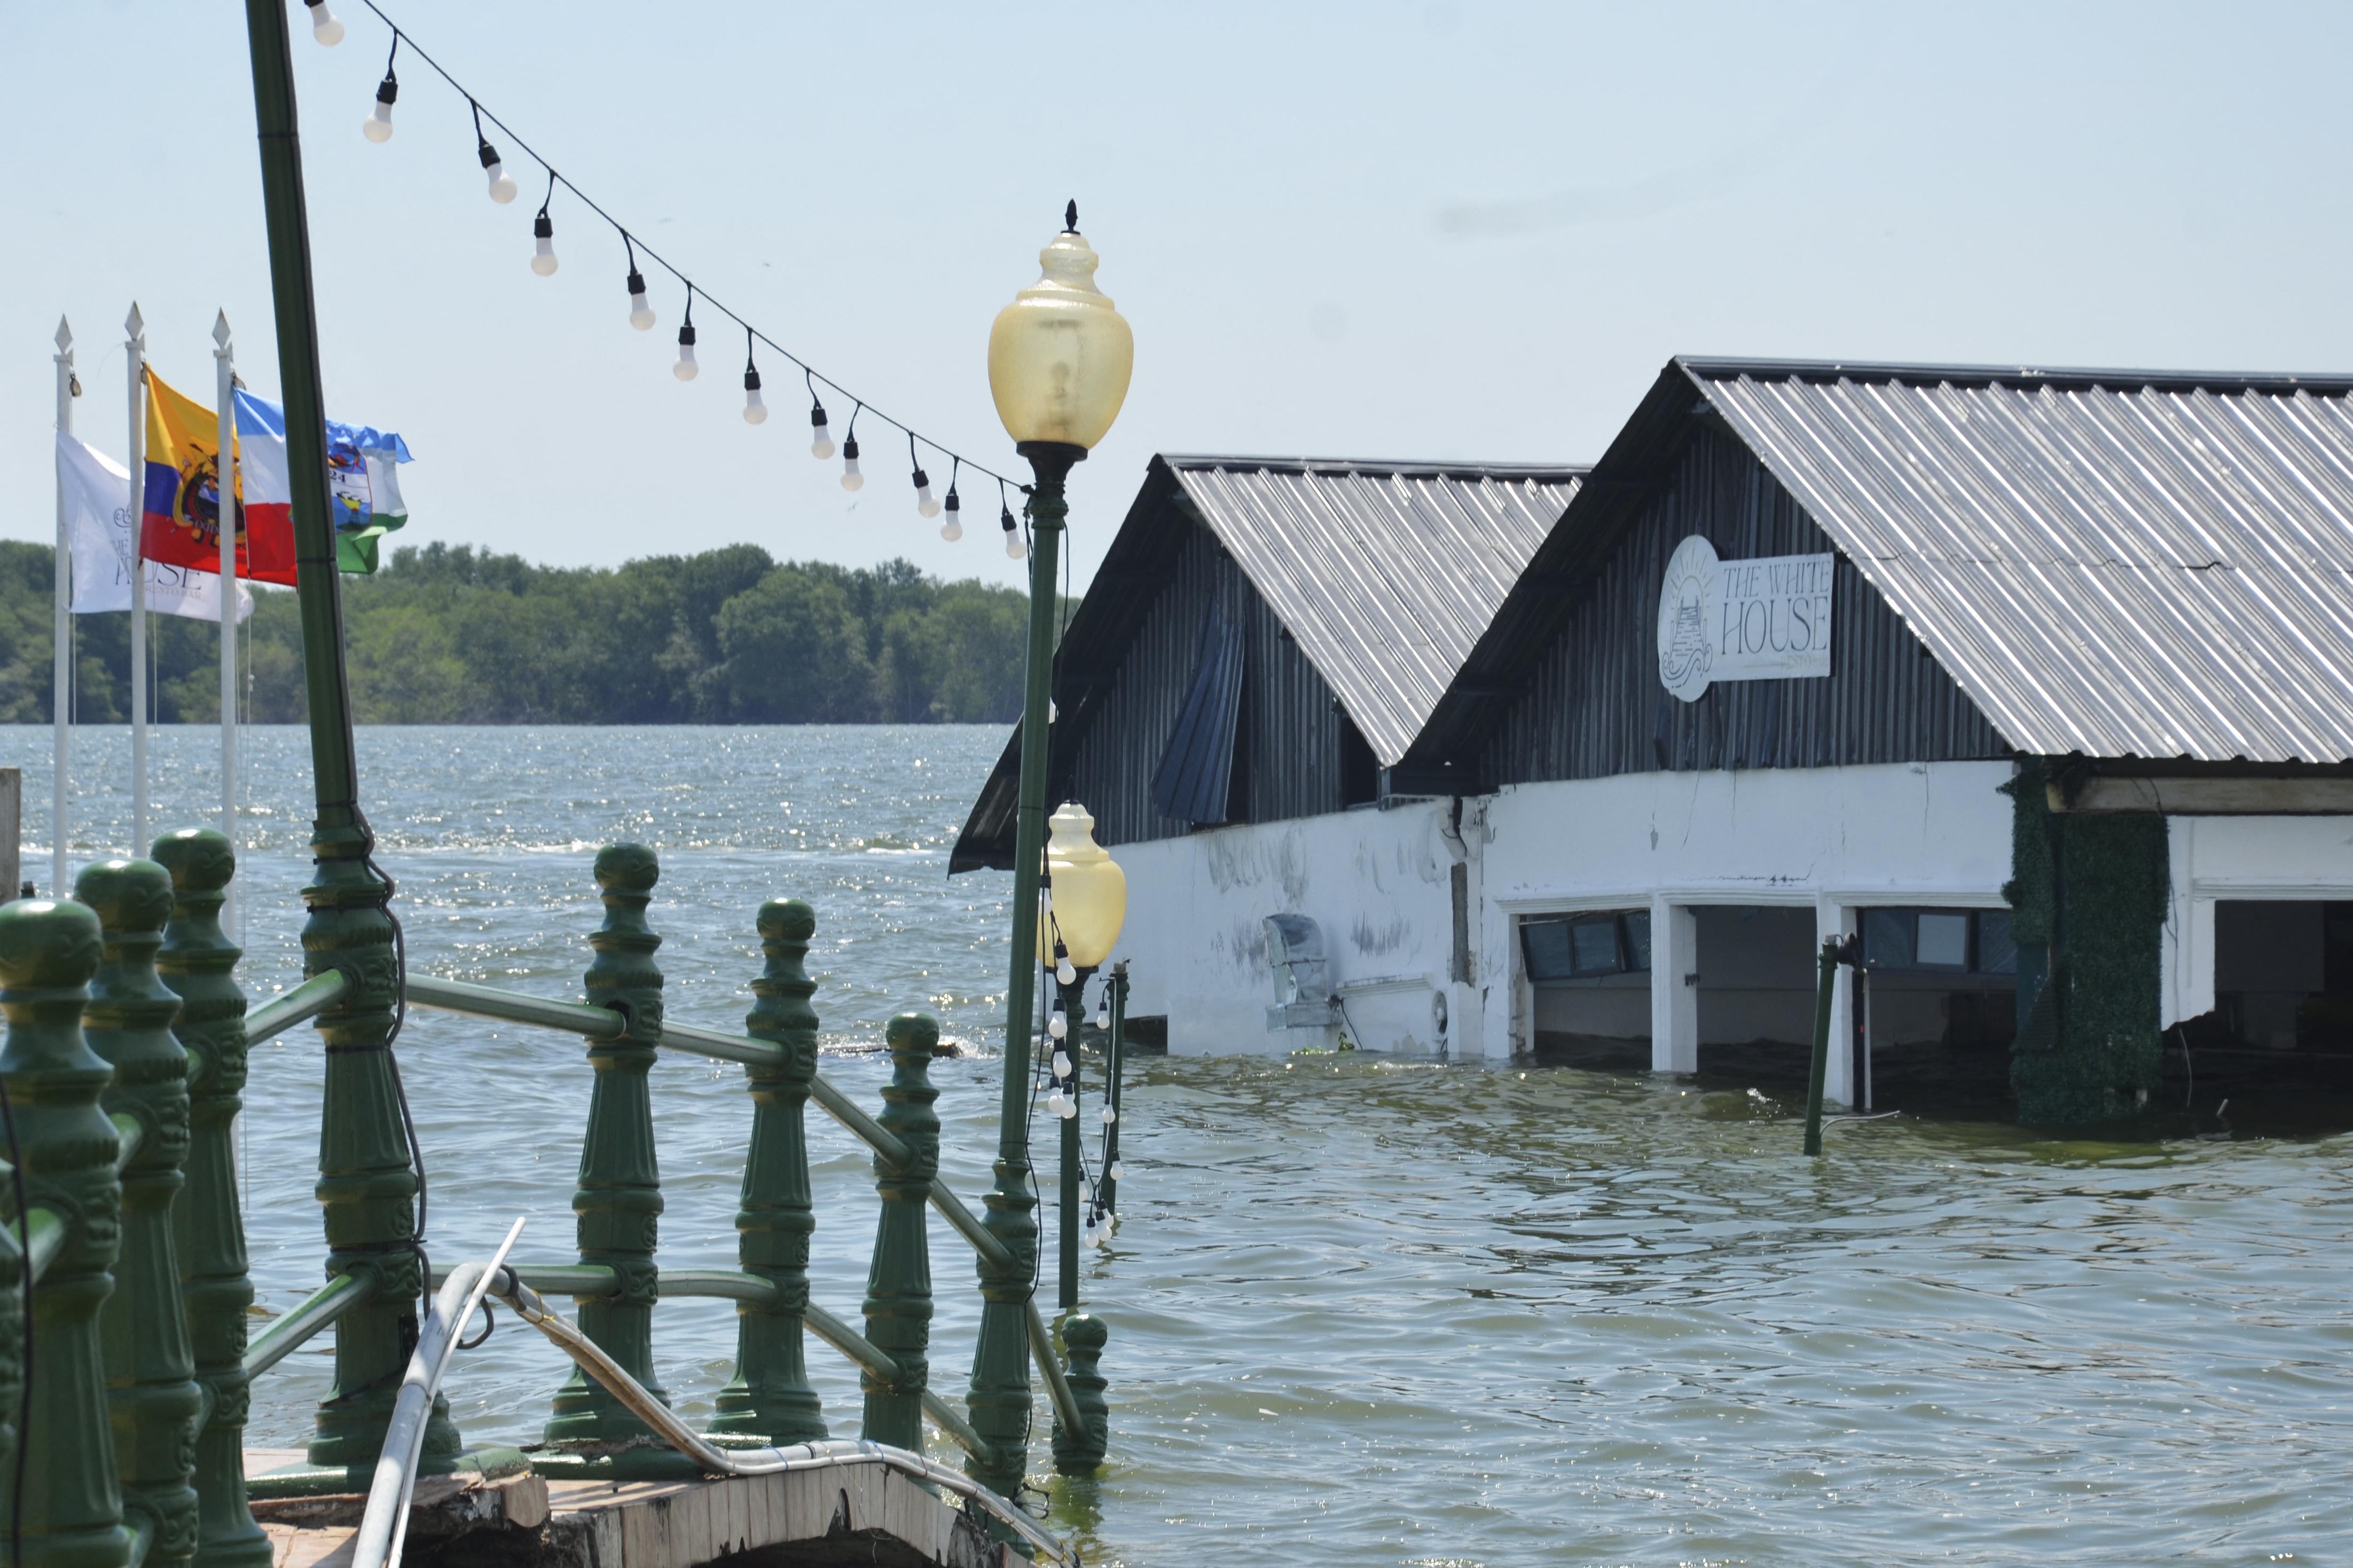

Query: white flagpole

[52,317,75,900]
[127,303,148,861]
[214,310,238,936]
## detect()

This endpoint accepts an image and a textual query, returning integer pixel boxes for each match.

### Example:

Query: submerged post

[241,0,445,1474]
[80,859,200,1568]
[1056,974,1083,1313]
[154,830,270,1568]
[966,449,1073,1493]
[1049,1313,1108,1475]
[710,899,826,1445]
[0,897,127,1568]
[545,845,672,1458]
[1803,936,1843,1156]
[861,1013,939,1452]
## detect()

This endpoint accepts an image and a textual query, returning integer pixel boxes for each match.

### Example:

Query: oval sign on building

[1656,535,1834,703]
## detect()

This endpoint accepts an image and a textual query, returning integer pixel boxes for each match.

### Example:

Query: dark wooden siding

[1481,425,2008,785]
[1065,516,1351,848]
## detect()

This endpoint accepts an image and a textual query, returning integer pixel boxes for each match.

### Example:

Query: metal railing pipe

[1027,1302,1087,1442]
[242,1270,377,1380]
[241,967,348,1047]
[402,973,623,1040]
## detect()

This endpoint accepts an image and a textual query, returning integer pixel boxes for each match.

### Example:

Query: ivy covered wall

[2002,761,2171,1123]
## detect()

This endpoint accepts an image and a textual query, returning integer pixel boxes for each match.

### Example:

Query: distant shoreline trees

[0,540,1057,725]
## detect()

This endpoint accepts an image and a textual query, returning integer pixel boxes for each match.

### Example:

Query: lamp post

[1038,802,1126,1310]
[967,203,1133,1497]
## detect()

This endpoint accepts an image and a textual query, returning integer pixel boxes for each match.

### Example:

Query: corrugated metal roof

[1166,457,1581,764]
[1688,359,2353,762]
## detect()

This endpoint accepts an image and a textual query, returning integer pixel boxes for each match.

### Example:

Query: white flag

[57,429,253,623]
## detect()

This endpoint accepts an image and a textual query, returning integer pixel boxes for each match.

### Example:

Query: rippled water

[12,726,2353,1566]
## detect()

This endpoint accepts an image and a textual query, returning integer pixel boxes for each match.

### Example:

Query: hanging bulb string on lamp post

[742,327,767,424]
[362,32,397,140]
[530,168,559,275]
[840,404,864,490]
[338,0,1025,499]
[623,233,655,330]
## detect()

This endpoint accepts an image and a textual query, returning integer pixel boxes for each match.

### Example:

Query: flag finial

[125,303,144,338]
[54,317,72,353]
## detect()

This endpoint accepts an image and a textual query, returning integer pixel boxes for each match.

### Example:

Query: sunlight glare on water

[15,724,2353,1566]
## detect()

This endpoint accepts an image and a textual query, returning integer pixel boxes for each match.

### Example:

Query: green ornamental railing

[0,834,1117,1565]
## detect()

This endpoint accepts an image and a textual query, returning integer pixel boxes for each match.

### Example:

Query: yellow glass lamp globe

[987,207,1133,451]
[1036,801,1126,971]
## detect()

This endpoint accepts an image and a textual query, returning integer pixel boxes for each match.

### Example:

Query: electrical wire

[348,0,1022,497]
[1,1069,29,1568]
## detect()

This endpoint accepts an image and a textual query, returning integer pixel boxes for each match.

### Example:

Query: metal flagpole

[214,310,239,936]
[52,317,75,898]
[127,303,148,858]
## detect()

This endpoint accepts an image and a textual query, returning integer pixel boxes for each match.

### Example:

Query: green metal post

[1101,963,1126,1216]
[79,860,200,1568]
[861,1014,939,1452]
[241,0,447,1476]
[545,845,672,1460]
[1803,937,1839,1157]
[1048,1313,1108,1476]
[154,831,270,1568]
[710,899,826,1445]
[0,897,129,1568]
[0,1148,20,1512]
[1056,975,1084,1313]
[967,440,1079,1494]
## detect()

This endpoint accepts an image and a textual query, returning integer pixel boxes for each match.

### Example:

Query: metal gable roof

[1687,359,2353,761]
[1166,456,1582,764]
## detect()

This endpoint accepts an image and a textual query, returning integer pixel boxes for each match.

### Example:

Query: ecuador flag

[140,369,297,586]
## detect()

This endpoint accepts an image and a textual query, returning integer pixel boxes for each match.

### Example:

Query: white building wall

[1112,799,1472,1057]
[2160,814,2353,1027]
[1475,760,2018,1102]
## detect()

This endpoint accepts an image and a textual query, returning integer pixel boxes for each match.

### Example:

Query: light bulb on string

[1057,1096,1078,1121]
[840,407,864,490]
[1100,1102,1117,1125]
[1045,1089,1066,1116]
[673,289,698,380]
[305,0,344,46]
[1052,937,1076,987]
[1094,997,1109,1030]
[909,435,940,518]
[941,463,963,541]
[1109,1159,1125,1181]
[530,175,559,275]
[1052,1050,1071,1079]
[807,375,834,458]
[473,104,516,202]
[363,40,398,142]
[742,330,767,423]
[1048,1008,1068,1042]
[624,249,654,330]
[1001,483,1026,560]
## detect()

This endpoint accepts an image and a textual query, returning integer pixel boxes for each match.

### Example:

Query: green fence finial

[152,830,271,1567]
[0,896,130,1568]
[79,859,201,1568]
[546,844,673,1461]
[860,1013,939,1452]
[712,898,827,1445]
[1050,1312,1109,1475]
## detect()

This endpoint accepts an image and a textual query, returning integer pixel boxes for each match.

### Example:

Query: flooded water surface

[14,725,2353,1566]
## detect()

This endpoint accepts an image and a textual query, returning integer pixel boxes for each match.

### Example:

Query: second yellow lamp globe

[987,207,1134,451]
[1038,801,1126,970]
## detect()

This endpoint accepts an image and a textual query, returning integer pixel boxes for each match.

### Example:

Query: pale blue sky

[8,1,2351,589]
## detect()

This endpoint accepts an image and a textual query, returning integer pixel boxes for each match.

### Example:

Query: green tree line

[0,540,1049,724]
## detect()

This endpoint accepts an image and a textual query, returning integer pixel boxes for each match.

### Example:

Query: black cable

[355,825,431,1323]
[349,0,1022,492]
[1,1069,29,1568]
[456,1301,495,1351]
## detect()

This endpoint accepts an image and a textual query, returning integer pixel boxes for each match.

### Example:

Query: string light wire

[349,0,1022,493]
